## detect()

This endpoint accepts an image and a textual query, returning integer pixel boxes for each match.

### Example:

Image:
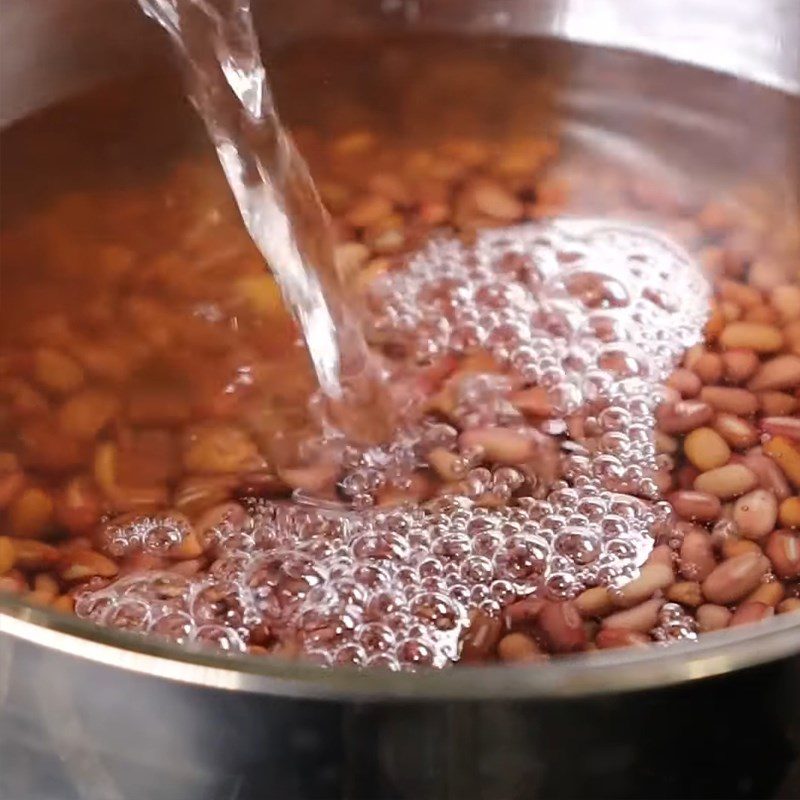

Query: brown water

[1,35,798,667]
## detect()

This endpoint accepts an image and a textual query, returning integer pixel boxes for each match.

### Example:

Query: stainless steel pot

[1,2,800,799]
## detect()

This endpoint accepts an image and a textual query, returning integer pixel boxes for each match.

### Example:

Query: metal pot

[1,2,799,798]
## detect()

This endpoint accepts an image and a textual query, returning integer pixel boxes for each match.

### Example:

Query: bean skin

[733,489,778,540]
[694,464,758,499]
[701,553,770,604]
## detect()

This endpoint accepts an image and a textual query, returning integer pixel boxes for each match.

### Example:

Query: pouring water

[138,0,389,445]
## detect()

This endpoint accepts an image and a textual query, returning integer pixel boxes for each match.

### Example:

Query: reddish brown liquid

[1,37,798,665]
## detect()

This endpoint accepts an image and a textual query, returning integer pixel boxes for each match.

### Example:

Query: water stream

[138,0,382,438]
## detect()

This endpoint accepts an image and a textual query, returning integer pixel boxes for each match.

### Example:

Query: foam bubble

[77,220,709,668]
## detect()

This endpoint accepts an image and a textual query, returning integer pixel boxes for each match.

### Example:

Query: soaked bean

[537,601,586,653]
[667,369,702,398]
[428,448,466,481]
[183,424,261,475]
[770,286,800,322]
[60,549,119,582]
[510,387,554,417]
[761,417,800,442]
[699,386,758,416]
[574,586,615,618]
[746,580,784,607]
[683,428,730,471]
[718,280,762,309]
[595,628,650,649]
[345,194,394,228]
[54,476,102,535]
[721,350,759,384]
[748,355,800,392]
[665,581,703,607]
[469,180,524,222]
[763,436,800,488]
[459,427,535,464]
[614,563,674,608]
[693,464,758,499]
[497,632,545,663]
[11,540,59,570]
[765,529,800,579]
[503,598,547,630]
[733,489,778,540]
[58,389,119,440]
[33,348,85,395]
[690,352,723,384]
[655,401,714,434]
[696,603,732,631]
[722,538,762,560]
[758,392,798,416]
[0,536,14,574]
[701,552,770,604]
[729,602,773,628]
[679,529,717,581]
[777,598,800,614]
[9,487,55,539]
[460,612,503,662]
[719,322,783,353]
[712,414,760,450]
[602,598,664,633]
[778,497,800,528]
[741,452,792,500]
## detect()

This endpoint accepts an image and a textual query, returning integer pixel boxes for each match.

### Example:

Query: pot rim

[2,596,799,700]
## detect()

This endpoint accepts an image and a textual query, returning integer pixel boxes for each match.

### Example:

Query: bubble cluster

[652,602,699,644]
[96,512,194,558]
[368,220,707,406]
[77,221,710,668]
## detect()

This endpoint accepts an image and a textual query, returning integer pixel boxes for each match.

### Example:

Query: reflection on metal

[0,0,799,699]
[1,4,799,798]
[553,0,800,93]
[2,602,800,699]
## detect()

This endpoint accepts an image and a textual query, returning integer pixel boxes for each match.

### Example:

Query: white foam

[77,221,709,668]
